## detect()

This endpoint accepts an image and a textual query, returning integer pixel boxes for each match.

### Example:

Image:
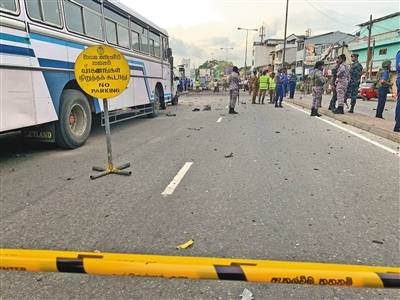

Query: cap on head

[351,53,359,58]
[382,60,391,68]
[314,61,324,69]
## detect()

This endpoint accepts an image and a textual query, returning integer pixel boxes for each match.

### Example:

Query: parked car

[358,81,378,100]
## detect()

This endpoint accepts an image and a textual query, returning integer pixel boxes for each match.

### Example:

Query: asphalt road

[1,92,399,300]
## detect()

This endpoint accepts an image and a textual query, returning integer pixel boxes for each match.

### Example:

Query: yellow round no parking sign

[75,45,130,99]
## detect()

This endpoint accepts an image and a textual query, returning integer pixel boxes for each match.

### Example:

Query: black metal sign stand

[90,99,131,180]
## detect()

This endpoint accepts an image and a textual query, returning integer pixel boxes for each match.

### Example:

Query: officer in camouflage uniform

[346,54,363,113]
[310,61,326,116]
[333,54,350,114]
[328,59,339,110]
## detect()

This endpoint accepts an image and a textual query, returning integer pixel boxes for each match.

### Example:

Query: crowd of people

[227,50,400,132]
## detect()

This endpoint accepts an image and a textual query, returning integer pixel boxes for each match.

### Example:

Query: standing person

[289,69,297,99]
[228,66,240,114]
[394,50,400,132]
[258,70,269,104]
[275,68,286,107]
[267,72,276,103]
[333,54,350,114]
[347,54,363,113]
[310,61,326,117]
[375,60,392,119]
[328,60,339,110]
[283,72,289,97]
[248,70,257,95]
[251,70,260,104]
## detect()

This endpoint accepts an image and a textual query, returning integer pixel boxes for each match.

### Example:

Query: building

[251,38,283,70]
[274,34,305,72]
[348,12,400,89]
[297,31,354,77]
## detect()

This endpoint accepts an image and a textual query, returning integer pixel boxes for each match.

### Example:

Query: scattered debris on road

[188,127,203,131]
[241,102,247,105]
[166,113,176,117]
[176,239,194,249]
[275,131,280,134]
[240,288,254,300]
[372,240,384,245]
[313,168,319,171]
[203,105,211,111]
[192,108,200,112]
[224,152,234,158]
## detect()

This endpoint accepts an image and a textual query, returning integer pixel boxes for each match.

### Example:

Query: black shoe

[231,110,238,114]
[348,104,354,113]
[279,104,283,107]
[333,106,344,114]
[328,105,335,111]
[315,109,322,117]
[310,108,317,116]
[394,128,400,132]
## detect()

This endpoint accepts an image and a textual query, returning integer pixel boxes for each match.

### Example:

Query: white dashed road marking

[161,162,193,196]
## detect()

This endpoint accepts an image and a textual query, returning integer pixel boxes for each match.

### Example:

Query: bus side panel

[0,27,57,132]
[30,32,71,116]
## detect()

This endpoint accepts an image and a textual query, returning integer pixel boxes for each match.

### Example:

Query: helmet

[382,60,391,69]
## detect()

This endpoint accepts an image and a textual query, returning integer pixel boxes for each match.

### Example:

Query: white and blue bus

[0,0,176,148]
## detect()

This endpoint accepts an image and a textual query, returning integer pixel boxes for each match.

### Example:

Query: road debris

[166,113,176,117]
[187,127,203,131]
[240,288,254,300]
[224,152,234,158]
[176,239,194,249]
[241,102,247,105]
[372,240,384,245]
[192,108,200,112]
[203,105,211,111]
[275,131,280,134]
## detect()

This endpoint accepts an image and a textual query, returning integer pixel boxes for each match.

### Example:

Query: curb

[287,99,400,144]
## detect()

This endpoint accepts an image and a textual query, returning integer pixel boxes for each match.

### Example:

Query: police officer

[228,66,240,114]
[251,70,259,104]
[347,54,363,113]
[333,54,350,114]
[275,68,286,107]
[328,60,338,110]
[288,69,297,99]
[375,60,392,119]
[394,50,400,132]
[310,61,326,117]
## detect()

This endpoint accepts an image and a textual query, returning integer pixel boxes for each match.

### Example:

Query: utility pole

[370,39,376,76]
[282,0,289,68]
[259,25,265,43]
[366,14,373,79]
[238,27,258,77]
[220,47,234,62]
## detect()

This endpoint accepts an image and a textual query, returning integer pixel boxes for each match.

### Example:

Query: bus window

[141,28,149,54]
[131,30,140,51]
[131,22,142,51]
[0,0,19,14]
[63,0,84,34]
[149,31,160,58]
[63,0,103,40]
[105,19,117,45]
[83,9,103,40]
[26,0,62,27]
[104,7,130,48]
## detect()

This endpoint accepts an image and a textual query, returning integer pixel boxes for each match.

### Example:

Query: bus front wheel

[56,89,92,149]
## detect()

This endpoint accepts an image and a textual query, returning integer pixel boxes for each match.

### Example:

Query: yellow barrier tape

[1,249,399,288]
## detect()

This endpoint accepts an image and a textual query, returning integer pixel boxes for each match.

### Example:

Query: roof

[305,31,354,45]
[357,12,400,26]
[107,0,168,36]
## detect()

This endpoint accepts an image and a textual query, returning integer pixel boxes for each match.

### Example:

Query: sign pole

[90,99,131,180]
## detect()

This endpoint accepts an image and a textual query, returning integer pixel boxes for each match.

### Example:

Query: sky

[120,0,399,67]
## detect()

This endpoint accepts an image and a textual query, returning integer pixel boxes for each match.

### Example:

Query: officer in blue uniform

[288,69,297,99]
[375,60,392,119]
[394,50,400,132]
[275,68,286,107]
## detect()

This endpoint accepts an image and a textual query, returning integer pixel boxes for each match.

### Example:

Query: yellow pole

[1,249,399,288]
